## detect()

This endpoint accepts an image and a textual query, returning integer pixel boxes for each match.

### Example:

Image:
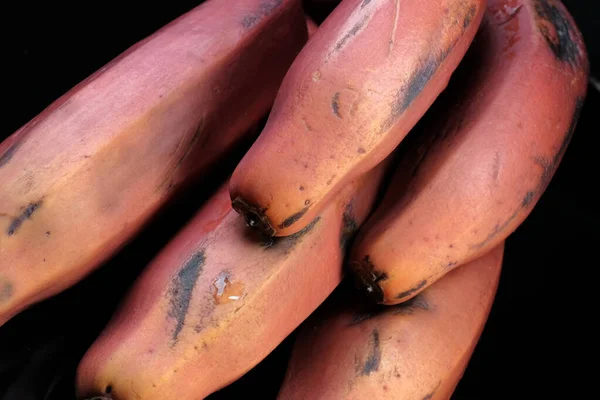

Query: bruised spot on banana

[533,0,585,67]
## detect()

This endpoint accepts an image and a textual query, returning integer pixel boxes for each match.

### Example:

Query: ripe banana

[349,0,588,304]
[229,0,486,237]
[0,0,308,325]
[278,243,504,400]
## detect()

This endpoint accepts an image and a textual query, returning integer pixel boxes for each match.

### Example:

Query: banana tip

[348,258,386,304]
[231,196,275,237]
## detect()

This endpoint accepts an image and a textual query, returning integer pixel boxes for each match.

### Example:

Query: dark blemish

[305,199,310,206]
[521,191,535,208]
[7,200,43,236]
[299,185,305,191]
[449,244,454,248]
[278,206,310,229]
[361,328,381,375]
[446,261,458,269]
[331,92,341,118]
[498,4,523,26]
[534,0,582,67]
[392,295,430,315]
[357,147,366,154]
[303,163,309,169]
[400,58,439,114]
[105,386,112,394]
[349,294,430,325]
[464,5,477,28]
[422,381,442,400]
[0,280,13,302]
[168,251,205,343]
[361,0,372,8]
[396,279,427,300]
[333,16,368,54]
[381,56,443,134]
[242,0,284,28]
[0,141,22,168]
[232,197,274,238]
[471,97,584,250]
[43,258,46,262]
[340,200,358,251]
[45,231,51,237]
[470,217,517,250]
[268,216,321,251]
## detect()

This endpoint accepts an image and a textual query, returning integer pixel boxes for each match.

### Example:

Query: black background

[0,1,598,399]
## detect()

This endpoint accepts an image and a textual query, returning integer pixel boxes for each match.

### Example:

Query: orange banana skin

[75,159,390,400]
[278,243,504,400]
[0,0,308,325]
[349,0,589,304]
[229,0,486,237]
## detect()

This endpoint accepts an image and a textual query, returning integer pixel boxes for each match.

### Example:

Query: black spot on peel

[362,328,381,376]
[0,280,13,302]
[349,295,430,325]
[7,200,43,236]
[400,58,440,115]
[463,5,477,29]
[278,206,310,230]
[267,216,321,252]
[522,191,535,208]
[381,55,444,134]
[422,381,442,400]
[331,92,341,118]
[361,0,372,8]
[0,141,22,168]
[534,0,583,68]
[168,251,205,343]
[242,0,283,28]
[396,279,427,300]
[333,16,368,54]
[471,217,518,251]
